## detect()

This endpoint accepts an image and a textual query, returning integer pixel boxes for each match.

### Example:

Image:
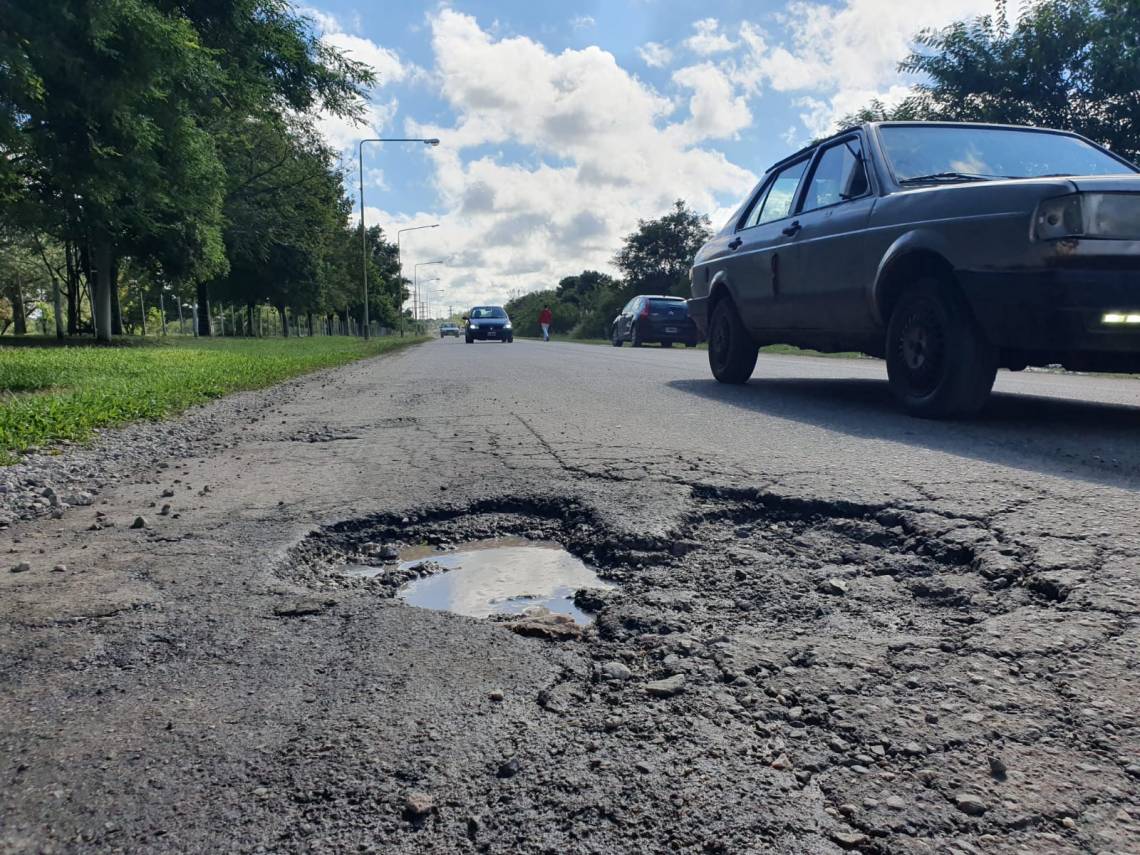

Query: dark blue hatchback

[464,306,514,343]
[611,295,700,348]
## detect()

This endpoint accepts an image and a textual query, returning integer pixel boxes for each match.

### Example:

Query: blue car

[464,306,514,343]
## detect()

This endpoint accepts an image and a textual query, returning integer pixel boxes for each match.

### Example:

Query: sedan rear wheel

[708,298,758,384]
[631,323,643,348]
[886,278,996,418]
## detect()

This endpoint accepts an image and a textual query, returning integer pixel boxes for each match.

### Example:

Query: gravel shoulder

[1,339,1137,853]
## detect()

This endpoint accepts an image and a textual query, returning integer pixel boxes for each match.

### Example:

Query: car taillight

[640,305,650,318]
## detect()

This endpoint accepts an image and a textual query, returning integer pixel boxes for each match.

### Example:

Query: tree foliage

[841,0,1140,163]
[0,0,391,340]
[505,201,710,340]
[614,200,712,299]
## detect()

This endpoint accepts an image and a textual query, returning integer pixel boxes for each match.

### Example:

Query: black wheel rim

[895,301,945,396]
[710,312,730,372]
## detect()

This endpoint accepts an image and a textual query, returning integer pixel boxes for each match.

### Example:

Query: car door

[722,156,812,332]
[779,135,879,332]
[618,297,638,338]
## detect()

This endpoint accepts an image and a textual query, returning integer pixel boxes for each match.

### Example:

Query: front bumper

[467,326,512,340]
[959,266,1140,367]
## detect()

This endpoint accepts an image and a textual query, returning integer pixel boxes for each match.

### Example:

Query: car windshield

[470,307,506,319]
[879,125,1136,183]
[648,299,687,312]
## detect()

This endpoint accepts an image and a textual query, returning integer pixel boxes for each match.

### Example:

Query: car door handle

[728,236,743,250]
[782,220,801,236]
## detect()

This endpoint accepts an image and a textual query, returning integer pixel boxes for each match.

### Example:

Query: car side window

[801,139,869,212]
[742,158,810,229]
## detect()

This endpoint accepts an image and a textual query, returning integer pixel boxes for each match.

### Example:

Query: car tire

[708,297,758,384]
[611,325,623,347]
[886,278,997,418]
[685,341,697,348]
[465,336,473,344]
[661,341,673,348]
[631,324,643,348]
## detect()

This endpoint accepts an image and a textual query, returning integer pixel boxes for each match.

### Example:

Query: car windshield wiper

[898,172,998,186]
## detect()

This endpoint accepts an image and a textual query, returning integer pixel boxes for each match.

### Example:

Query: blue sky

[304,0,996,312]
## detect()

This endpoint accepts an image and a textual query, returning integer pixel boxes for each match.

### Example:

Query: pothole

[347,537,614,624]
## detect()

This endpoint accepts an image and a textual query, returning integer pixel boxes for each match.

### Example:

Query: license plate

[665,327,678,333]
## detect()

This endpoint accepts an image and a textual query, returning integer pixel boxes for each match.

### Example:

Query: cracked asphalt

[1,338,1138,854]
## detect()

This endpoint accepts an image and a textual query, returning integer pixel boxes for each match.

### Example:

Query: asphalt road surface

[2,338,1138,854]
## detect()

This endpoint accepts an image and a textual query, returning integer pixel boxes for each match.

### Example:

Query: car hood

[1066,174,1140,193]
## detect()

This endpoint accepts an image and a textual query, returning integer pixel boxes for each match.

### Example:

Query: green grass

[522,336,869,360]
[0,335,425,463]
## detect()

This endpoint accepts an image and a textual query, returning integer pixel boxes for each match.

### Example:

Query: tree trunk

[110,258,123,335]
[277,304,289,338]
[65,241,79,335]
[9,274,27,335]
[196,281,212,336]
[247,303,255,338]
[306,311,314,337]
[92,237,114,343]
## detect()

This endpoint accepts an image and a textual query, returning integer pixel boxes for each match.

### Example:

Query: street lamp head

[424,138,441,146]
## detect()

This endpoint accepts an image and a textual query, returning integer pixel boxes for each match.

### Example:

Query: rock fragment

[404,791,434,818]
[954,793,987,816]
[10,561,31,573]
[644,674,686,698]
[600,661,632,681]
[505,607,582,641]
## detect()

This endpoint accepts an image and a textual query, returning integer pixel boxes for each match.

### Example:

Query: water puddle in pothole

[346,537,612,624]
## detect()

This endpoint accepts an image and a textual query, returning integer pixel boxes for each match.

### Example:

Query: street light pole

[414,261,444,326]
[358,137,440,339]
[397,223,439,331]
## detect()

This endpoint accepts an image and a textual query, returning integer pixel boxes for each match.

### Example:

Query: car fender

[869,229,960,326]
[707,268,742,311]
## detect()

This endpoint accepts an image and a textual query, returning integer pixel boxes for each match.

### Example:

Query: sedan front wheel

[886,278,996,418]
[708,298,758,384]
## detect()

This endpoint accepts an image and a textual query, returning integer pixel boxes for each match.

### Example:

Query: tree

[2,0,229,340]
[841,1,1140,162]
[0,0,375,341]
[614,200,711,299]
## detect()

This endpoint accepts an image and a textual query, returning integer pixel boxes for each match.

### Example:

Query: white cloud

[637,41,673,68]
[322,32,407,85]
[397,9,756,308]
[307,9,412,154]
[735,0,994,135]
[315,98,398,153]
[670,63,752,143]
[684,18,737,56]
[571,15,596,30]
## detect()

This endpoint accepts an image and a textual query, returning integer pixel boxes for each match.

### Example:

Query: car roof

[769,119,1092,173]
[639,294,685,300]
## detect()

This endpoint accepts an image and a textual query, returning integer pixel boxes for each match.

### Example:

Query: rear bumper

[644,320,699,342]
[959,267,1140,368]
[687,297,710,337]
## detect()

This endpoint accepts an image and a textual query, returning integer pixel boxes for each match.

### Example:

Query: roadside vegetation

[2,1,412,344]
[0,336,424,463]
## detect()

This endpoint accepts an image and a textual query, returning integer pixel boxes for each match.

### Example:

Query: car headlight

[503,322,512,329]
[469,322,479,328]
[1034,193,1140,240]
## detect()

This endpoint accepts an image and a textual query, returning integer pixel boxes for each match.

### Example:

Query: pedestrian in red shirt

[538,305,553,341]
